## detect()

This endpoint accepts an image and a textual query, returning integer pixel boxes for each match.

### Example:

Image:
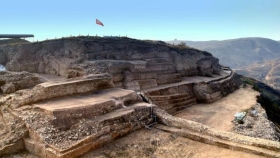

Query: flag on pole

[96,19,104,26]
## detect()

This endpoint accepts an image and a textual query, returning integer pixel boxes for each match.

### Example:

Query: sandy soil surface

[81,127,265,158]
[175,85,259,131]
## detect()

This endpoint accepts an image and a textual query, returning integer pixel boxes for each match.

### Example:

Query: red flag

[96,19,104,26]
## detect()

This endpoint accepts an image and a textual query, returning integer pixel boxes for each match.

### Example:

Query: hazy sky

[1,0,279,41]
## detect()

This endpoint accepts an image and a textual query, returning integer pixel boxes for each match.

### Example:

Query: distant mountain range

[167,37,280,68]
[235,59,280,90]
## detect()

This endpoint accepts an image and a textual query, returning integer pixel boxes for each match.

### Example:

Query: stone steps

[25,102,153,158]
[90,102,152,123]
[146,84,193,96]
[147,92,197,114]
[195,90,223,103]
[164,98,197,113]
[25,88,154,158]
[144,82,193,96]
[155,96,196,106]
[207,73,243,97]
[156,125,280,158]
[35,88,141,124]
[166,102,197,114]
[112,71,182,91]
[151,93,194,101]
[9,73,114,109]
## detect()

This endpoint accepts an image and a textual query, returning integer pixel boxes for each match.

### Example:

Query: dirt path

[81,128,265,158]
[4,128,266,158]
[175,85,259,131]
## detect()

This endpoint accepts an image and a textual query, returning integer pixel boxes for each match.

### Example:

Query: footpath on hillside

[80,127,265,158]
[175,85,259,131]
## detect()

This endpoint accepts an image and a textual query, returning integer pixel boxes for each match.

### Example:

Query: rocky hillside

[167,38,280,68]
[235,58,280,90]
[0,36,221,91]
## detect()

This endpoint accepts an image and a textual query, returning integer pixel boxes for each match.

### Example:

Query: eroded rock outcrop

[197,57,221,76]
[0,37,221,91]
[2,37,278,158]
[0,73,154,158]
[0,71,41,94]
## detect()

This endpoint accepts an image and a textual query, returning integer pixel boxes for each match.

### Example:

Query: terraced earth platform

[34,88,140,121]
[14,88,154,158]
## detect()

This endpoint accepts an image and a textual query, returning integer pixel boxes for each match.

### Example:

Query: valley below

[168,37,280,91]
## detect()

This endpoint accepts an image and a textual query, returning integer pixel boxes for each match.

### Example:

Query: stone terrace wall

[143,69,243,113]
[6,73,114,108]
[0,37,222,90]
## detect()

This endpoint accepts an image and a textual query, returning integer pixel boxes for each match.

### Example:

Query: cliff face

[0,37,219,76]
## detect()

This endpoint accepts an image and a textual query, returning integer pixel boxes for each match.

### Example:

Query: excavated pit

[1,37,280,158]
[0,73,155,158]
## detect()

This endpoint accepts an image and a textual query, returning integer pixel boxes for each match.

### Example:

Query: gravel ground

[233,103,280,141]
